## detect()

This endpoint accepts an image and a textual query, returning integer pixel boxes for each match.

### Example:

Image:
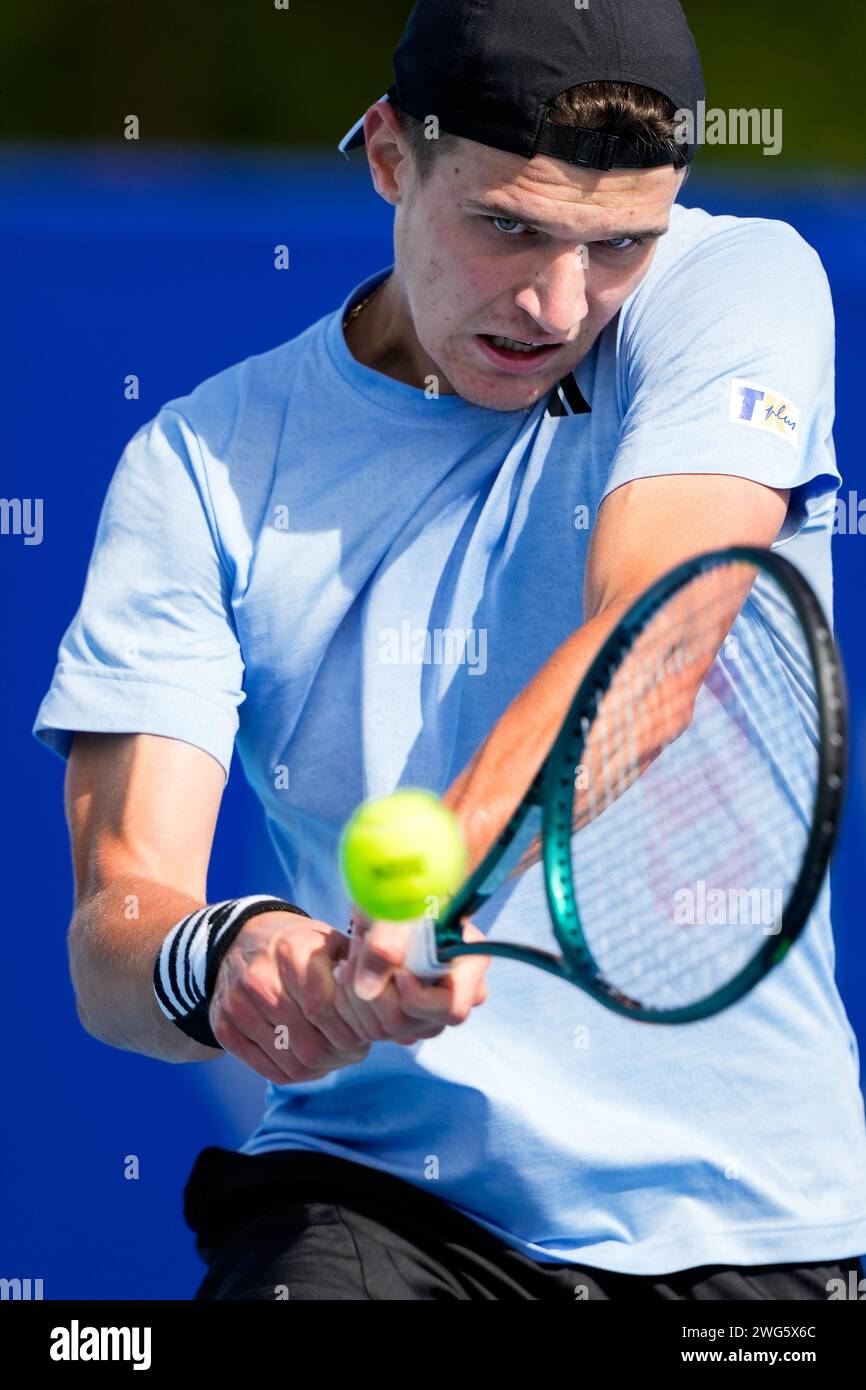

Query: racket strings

[567,561,818,1010]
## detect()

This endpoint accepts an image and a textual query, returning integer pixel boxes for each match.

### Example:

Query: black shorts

[184,1145,863,1302]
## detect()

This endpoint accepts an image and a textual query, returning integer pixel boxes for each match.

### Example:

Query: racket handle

[404,918,451,980]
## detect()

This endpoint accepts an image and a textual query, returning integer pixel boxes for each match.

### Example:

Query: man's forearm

[69,874,218,1062]
[443,603,632,869]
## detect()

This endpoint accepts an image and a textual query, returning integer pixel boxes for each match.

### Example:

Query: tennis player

[35,0,866,1300]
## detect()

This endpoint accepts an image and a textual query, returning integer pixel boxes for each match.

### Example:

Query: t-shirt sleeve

[33,407,245,779]
[599,218,840,542]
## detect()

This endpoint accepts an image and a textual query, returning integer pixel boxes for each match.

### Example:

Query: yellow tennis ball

[339,789,468,921]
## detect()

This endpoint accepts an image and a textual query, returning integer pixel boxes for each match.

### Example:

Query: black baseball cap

[338,0,705,171]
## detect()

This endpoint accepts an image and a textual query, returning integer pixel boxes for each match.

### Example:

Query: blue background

[1,146,863,1298]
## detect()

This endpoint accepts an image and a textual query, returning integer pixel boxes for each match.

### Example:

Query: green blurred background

[1,0,863,173]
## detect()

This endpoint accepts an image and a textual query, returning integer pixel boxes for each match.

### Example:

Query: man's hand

[208,909,489,1084]
[209,911,376,1083]
[337,911,490,1039]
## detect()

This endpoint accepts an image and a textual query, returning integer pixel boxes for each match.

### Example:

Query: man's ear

[365,111,413,207]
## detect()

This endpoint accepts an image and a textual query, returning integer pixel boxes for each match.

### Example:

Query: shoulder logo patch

[729,378,801,451]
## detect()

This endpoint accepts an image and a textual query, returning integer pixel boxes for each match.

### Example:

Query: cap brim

[337,91,391,156]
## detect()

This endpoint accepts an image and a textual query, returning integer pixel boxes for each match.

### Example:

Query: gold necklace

[343,280,385,331]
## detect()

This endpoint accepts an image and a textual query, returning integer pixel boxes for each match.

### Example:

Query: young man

[35,0,866,1299]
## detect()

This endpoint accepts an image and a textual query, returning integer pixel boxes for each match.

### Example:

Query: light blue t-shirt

[34,203,866,1273]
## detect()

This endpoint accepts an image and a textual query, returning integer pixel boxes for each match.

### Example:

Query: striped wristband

[153,895,310,1050]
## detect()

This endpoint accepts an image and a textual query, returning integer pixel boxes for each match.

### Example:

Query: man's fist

[337,911,490,1039]
[208,909,489,1084]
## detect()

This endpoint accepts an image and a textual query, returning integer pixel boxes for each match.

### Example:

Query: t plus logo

[729,379,800,448]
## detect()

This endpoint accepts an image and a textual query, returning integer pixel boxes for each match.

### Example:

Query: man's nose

[513,247,589,337]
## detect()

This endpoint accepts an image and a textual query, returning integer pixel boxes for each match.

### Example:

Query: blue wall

[1,146,863,1298]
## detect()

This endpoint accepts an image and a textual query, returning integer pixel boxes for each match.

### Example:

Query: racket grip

[404,918,451,981]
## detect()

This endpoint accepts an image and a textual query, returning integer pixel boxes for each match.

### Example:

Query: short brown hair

[395,81,683,181]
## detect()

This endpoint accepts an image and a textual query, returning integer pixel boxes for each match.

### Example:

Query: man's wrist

[152,895,310,1050]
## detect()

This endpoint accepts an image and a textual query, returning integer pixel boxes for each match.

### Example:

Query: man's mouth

[475,333,565,373]
[484,334,559,354]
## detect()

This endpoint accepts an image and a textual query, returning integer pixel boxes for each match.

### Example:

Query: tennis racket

[403,545,847,1023]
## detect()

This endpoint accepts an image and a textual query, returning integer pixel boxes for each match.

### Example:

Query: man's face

[365,106,686,412]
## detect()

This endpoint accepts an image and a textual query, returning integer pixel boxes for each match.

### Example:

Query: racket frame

[431,546,848,1022]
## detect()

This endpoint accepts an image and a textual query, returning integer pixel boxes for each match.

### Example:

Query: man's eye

[490,216,532,237]
[600,236,646,252]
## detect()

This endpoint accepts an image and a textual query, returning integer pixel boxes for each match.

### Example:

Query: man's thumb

[353,921,412,1001]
